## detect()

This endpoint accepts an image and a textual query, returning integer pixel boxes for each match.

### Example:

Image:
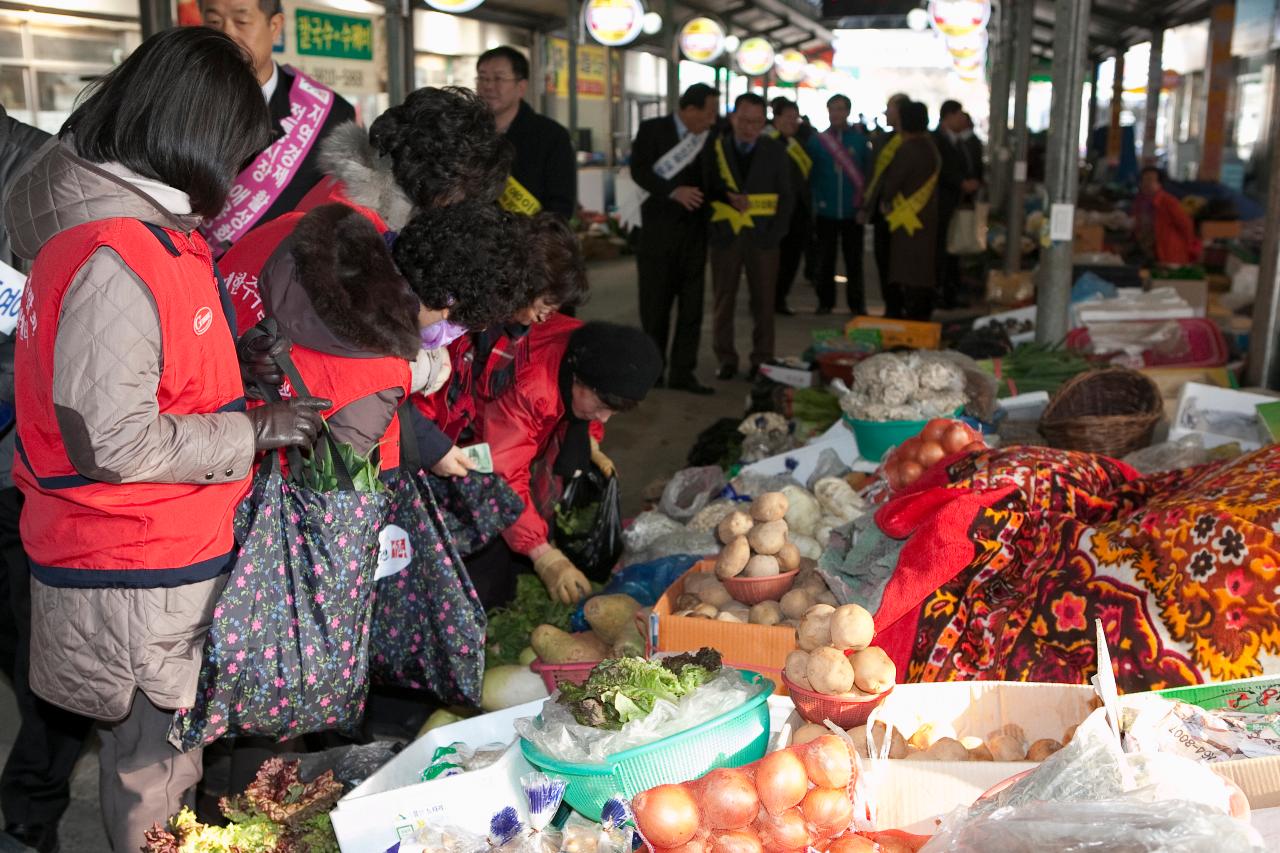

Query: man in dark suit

[933,100,983,308]
[704,93,795,381]
[478,45,577,220]
[630,83,720,395]
[199,0,356,254]
[767,97,813,317]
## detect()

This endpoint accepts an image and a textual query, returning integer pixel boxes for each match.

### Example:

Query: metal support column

[1144,27,1164,164]
[567,0,580,138]
[1106,51,1124,168]
[384,0,413,107]
[138,0,171,39]
[1037,0,1092,344]
[1246,48,1280,389]
[665,0,680,113]
[1199,0,1236,181]
[987,0,1013,210]
[1087,61,1100,146]
[1003,0,1034,276]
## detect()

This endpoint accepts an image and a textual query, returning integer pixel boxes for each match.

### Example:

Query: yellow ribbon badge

[711,194,779,234]
[886,170,939,236]
[499,175,542,216]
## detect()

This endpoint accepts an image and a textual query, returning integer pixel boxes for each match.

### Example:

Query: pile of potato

[791,719,1073,764]
[714,492,803,582]
[675,567,836,625]
[783,604,895,698]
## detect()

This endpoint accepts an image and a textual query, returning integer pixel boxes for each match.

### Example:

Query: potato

[1027,739,1064,761]
[847,722,908,759]
[987,723,1026,744]
[715,536,751,578]
[699,585,733,609]
[925,737,970,761]
[717,511,754,544]
[675,609,696,617]
[908,722,956,751]
[903,748,929,761]
[783,650,811,689]
[806,646,855,695]
[985,734,1026,762]
[791,723,828,746]
[848,647,896,694]
[813,590,838,607]
[779,588,815,620]
[779,618,799,628]
[684,573,717,594]
[676,593,701,611]
[716,611,745,623]
[959,736,984,751]
[967,744,994,761]
[747,520,789,556]
[749,601,783,626]
[750,491,789,522]
[829,604,875,651]
[796,604,834,651]
[1062,724,1078,745]
[530,625,609,664]
[692,602,720,618]
[743,554,781,578]
[775,542,801,572]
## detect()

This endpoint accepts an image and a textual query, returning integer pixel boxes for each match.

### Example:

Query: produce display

[487,575,577,667]
[814,718,1076,763]
[878,418,985,491]
[838,353,967,422]
[980,342,1093,398]
[784,604,895,702]
[713,492,798,581]
[556,649,723,729]
[674,567,836,626]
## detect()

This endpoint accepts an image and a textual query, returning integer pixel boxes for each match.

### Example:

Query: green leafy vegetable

[554,500,598,538]
[981,342,1095,398]
[294,429,386,494]
[557,648,722,730]
[485,575,575,668]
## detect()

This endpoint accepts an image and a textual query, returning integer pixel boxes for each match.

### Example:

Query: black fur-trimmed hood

[316,121,415,230]
[260,203,421,361]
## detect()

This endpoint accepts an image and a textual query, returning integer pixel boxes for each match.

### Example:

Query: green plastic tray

[519,671,774,817]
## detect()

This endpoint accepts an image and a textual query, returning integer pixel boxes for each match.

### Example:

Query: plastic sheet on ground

[513,669,761,764]
[658,466,727,523]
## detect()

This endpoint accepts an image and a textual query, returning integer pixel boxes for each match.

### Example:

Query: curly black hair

[519,212,588,310]
[368,86,512,209]
[393,201,528,330]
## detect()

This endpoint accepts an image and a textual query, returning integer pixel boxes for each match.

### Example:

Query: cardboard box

[1073,222,1105,254]
[1201,220,1243,242]
[330,702,540,852]
[1258,401,1280,444]
[648,563,795,693]
[1140,366,1236,421]
[844,316,942,350]
[1148,278,1209,316]
[758,360,818,389]
[1168,382,1276,450]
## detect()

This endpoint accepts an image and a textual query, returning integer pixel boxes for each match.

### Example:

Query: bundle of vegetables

[142,758,342,853]
[789,388,843,437]
[556,649,722,730]
[982,342,1094,398]
[839,352,967,422]
[486,575,576,667]
[784,603,895,699]
[879,418,984,492]
[293,431,385,494]
[630,734,871,853]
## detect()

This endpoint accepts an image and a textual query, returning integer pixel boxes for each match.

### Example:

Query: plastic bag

[685,499,738,534]
[514,669,761,763]
[621,511,685,554]
[619,512,717,567]
[804,448,850,491]
[658,466,728,523]
[554,470,623,584]
[569,555,698,632]
[286,742,400,792]
[1123,434,1218,474]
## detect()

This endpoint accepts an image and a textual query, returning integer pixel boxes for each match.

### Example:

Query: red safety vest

[13,219,249,588]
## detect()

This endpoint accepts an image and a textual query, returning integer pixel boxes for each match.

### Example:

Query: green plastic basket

[519,671,774,817]
[843,408,963,461]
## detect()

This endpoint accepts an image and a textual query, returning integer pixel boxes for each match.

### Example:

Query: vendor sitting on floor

[465,321,662,608]
[1132,166,1201,265]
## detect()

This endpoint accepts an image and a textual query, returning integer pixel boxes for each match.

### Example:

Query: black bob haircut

[521,212,588,310]
[900,100,929,133]
[827,93,852,110]
[369,86,512,208]
[680,83,718,110]
[939,99,963,119]
[196,0,282,16]
[393,201,528,331]
[477,45,529,81]
[62,27,270,219]
[734,92,767,112]
[771,97,799,118]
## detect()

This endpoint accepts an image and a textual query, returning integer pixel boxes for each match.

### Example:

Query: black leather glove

[246,397,331,450]
[238,327,290,400]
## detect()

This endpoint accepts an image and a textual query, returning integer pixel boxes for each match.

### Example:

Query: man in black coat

[478,46,577,220]
[200,0,356,253]
[704,93,795,381]
[629,83,720,395]
[933,100,983,308]
[767,97,813,317]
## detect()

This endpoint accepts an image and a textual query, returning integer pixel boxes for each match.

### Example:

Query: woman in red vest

[2,29,328,850]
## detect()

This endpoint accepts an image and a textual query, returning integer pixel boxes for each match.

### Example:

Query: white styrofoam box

[758,361,818,389]
[330,701,544,852]
[1168,382,1276,451]
[742,419,879,480]
[973,305,1037,345]
[999,391,1051,423]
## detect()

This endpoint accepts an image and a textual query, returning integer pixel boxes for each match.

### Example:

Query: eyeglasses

[475,75,520,86]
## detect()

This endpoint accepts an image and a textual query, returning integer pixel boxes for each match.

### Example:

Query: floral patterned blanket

[870,444,1280,693]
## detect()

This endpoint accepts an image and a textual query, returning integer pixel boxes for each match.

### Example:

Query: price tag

[1014,161,1028,182]
[1049,203,1076,242]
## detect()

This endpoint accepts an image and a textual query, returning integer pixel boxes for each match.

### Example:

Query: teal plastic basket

[519,671,775,817]
[843,408,964,461]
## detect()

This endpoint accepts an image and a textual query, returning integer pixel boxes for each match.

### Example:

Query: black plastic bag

[553,468,622,583]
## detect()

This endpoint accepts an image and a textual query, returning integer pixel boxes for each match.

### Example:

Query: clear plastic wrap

[658,466,728,523]
[620,511,718,566]
[840,353,968,422]
[1123,434,1217,474]
[738,412,795,463]
[685,499,739,534]
[804,449,851,490]
[513,670,761,763]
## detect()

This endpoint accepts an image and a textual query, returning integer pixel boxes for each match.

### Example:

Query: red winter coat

[414,325,530,444]
[1135,189,1201,265]
[474,314,602,557]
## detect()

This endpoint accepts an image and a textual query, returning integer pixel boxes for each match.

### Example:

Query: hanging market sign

[424,0,486,11]
[287,4,380,94]
[547,38,609,100]
[945,29,988,59]
[679,15,727,63]
[583,0,645,47]
[774,48,808,83]
[928,0,990,38]
[295,8,373,60]
[735,37,776,78]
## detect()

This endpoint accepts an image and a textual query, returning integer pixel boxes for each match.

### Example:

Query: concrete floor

[0,247,884,850]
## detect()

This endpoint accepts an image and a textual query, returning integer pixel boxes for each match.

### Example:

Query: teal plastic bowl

[843,408,963,461]
[519,671,774,817]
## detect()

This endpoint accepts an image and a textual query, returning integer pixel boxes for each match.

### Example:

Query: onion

[963,440,986,454]
[709,829,764,853]
[633,784,701,848]
[754,749,809,816]
[827,835,879,853]
[942,425,973,454]
[883,459,902,490]
[663,836,709,853]
[915,439,945,467]
[754,807,811,851]
[698,768,760,831]
[898,461,923,485]
[921,419,950,443]
[802,736,853,789]
[801,786,854,835]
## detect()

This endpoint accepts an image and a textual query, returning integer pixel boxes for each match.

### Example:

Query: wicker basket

[1038,368,1162,457]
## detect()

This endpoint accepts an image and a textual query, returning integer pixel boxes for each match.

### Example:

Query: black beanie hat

[566,322,663,403]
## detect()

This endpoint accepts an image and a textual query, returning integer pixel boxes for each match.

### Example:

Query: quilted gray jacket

[4,140,254,720]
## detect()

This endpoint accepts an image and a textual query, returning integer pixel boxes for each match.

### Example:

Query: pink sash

[817,129,866,205]
[201,66,335,257]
